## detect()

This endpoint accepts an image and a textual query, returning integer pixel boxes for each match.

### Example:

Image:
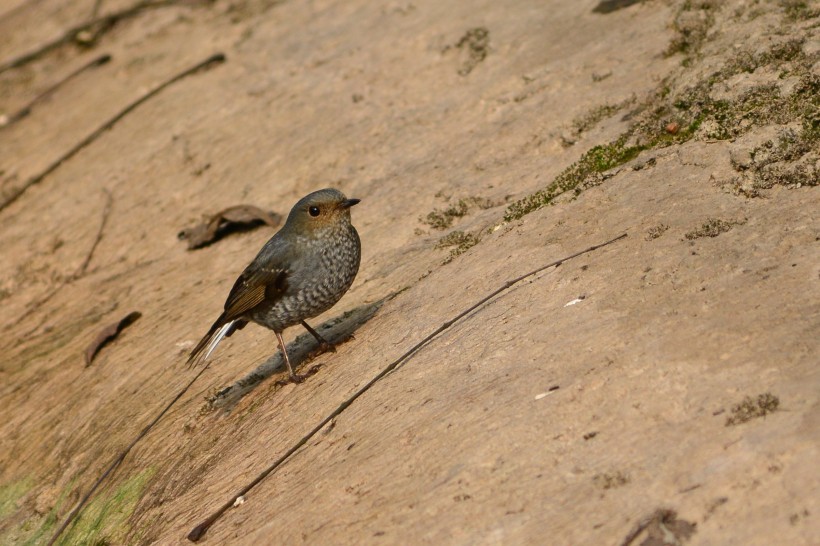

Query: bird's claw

[282,365,322,385]
[289,373,307,384]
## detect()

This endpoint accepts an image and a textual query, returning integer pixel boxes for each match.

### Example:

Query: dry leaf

[178,205,281,250]
[592,0,643,14]
[85,311,142,365]
[620,509,696,546]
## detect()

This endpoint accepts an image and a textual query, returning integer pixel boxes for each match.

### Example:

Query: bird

[188,188,361,382]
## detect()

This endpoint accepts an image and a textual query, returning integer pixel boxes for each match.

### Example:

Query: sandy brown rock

[0,0,818,545]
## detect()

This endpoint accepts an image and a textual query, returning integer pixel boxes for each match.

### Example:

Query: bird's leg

[275,330,306,383]
[300,320,336,353]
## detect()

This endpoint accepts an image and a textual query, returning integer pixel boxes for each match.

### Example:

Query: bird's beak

[340,198,361,209]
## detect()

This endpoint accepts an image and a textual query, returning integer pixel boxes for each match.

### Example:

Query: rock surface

[0,0,818,544]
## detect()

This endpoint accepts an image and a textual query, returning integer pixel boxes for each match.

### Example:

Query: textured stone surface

[0,1,817,544]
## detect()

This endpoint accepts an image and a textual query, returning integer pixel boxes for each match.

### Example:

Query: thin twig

[13,189,112,340]
[77,188,113,276]
[0,53,225,215]
[187,233,629,541]
[0,0,191,75]
[46,362,213,546]
[0,54,111,127]
[618,508,677,546]
[90,0,105,20]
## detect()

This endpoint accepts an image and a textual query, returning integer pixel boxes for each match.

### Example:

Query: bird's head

[284,188,360,235]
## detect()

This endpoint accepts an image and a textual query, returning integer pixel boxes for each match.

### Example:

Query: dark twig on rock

[0,53,225,215]
[90,0,105,20]
[13,189,113,339]
[78,188,113,277]
[84,310,142,365]
[0,54,111,128]
[0,0,199,75]
[619,508,696,546]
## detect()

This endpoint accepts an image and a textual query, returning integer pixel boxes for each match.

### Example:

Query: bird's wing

[188,241,289,367]
[222,265,288,321]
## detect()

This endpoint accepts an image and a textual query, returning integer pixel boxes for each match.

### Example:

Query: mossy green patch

[639,37,818,145]
[504,16,819,222]
[0,477,76,546]
[0,477,33,520]
[504,136,645,221]
[580,138,644,172]
[420,196,498,230]
[665,0,718,59]
[592,471,630,490]
[732,124,820,195]
[571,101,624,136]
[55,468,154,546]
[420,200,468,230]
[436,230,480,264]
[18,512,59,546]
[725,393,780,426]
[780,0,820,21]
[719,38,806,78]
[454,27,490,76]
[685,218,745,239]
[6,469,154,546]
[645,223,669,241]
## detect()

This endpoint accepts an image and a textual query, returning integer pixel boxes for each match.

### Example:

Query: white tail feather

[203,321,234,361]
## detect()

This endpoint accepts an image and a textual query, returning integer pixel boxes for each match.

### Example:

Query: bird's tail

[187,315,234,368]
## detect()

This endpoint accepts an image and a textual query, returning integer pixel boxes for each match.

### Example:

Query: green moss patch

[436,230,480,264]
[4,469,155,546]
[0,477,33,520]
[593,471,630,490]
[505,136,645,221]
[645,223,669,241]
[665,0,718,59]
[421,200,468,230]
[504,10,819,223]
[56,468,154,546]
[571,100,630,137]
[420,196,498,230]
[780,0,820,21]
[454,27,490,76]
[725,393,780,426]
[685,217,745,239]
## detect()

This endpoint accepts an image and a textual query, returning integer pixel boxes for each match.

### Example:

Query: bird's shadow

[206,298,384,413]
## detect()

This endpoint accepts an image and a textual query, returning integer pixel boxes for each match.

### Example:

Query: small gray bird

[188,188,361,382]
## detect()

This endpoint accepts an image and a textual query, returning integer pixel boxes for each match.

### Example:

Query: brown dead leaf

[620,509,696,546]
[85,311,142,366]
[592,0,643,14]
[178,205,282,250]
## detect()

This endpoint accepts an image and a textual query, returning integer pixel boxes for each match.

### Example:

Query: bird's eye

[309,206,320,217]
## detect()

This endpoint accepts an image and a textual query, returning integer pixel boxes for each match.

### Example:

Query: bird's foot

[306,342,336,361]
[276,364,322,386]
[276,373,307,386]
[289,373,308,384]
